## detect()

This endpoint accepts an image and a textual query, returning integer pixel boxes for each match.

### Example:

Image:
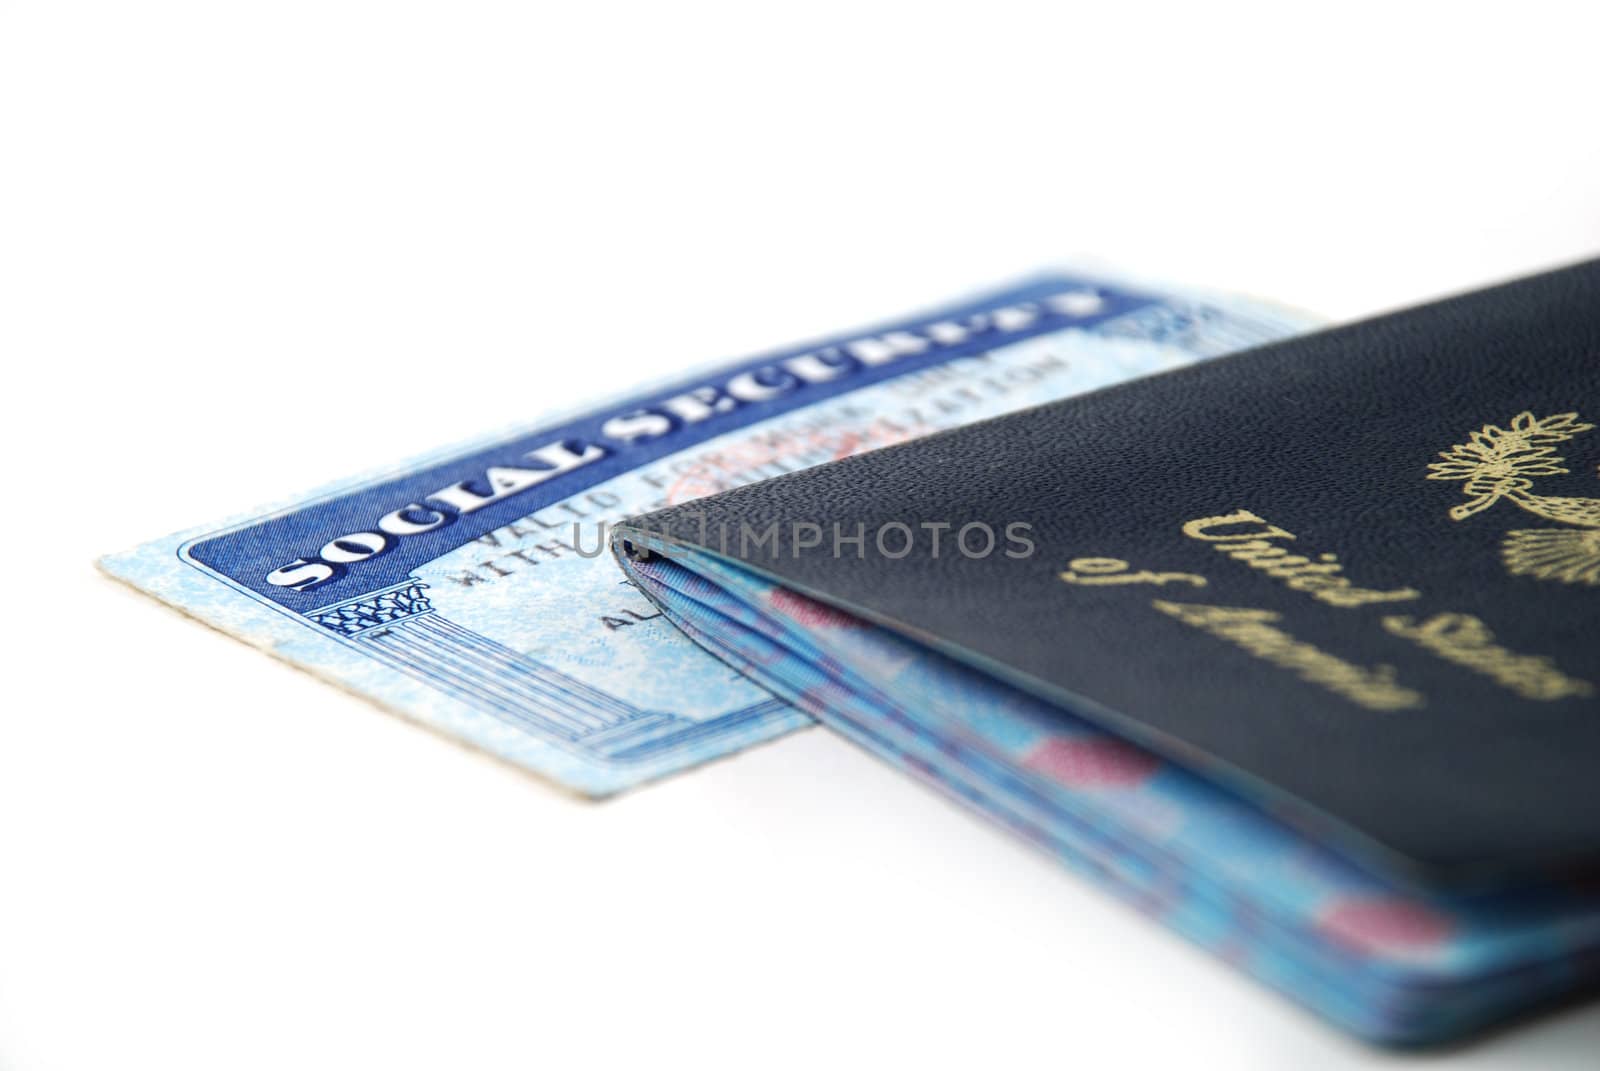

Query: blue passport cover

[616,261,1600,883]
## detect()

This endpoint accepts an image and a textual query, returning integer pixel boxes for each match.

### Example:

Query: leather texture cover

[615,261,1600,883]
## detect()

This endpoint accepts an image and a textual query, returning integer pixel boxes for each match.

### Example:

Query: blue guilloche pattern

[102,275,1313,795]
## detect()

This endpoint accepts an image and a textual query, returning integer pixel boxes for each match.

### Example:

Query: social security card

[101,272,1315,795]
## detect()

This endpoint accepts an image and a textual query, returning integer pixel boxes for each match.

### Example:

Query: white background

[3,3,1599,1068]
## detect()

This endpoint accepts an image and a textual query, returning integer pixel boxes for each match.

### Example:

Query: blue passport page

[620,547,1600,1045]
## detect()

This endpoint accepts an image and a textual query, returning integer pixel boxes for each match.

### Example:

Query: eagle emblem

[1427,411,1600,587]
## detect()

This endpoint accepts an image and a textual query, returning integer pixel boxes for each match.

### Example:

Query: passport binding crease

[100,271,1316,795]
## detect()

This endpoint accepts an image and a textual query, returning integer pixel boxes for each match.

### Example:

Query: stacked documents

[102,272,1309,794]
[622,548,1600,1044]
[611,261,1600,1044]
[106,261,1600,1045]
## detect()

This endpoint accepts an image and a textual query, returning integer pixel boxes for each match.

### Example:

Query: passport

[612,260,1600,1041]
